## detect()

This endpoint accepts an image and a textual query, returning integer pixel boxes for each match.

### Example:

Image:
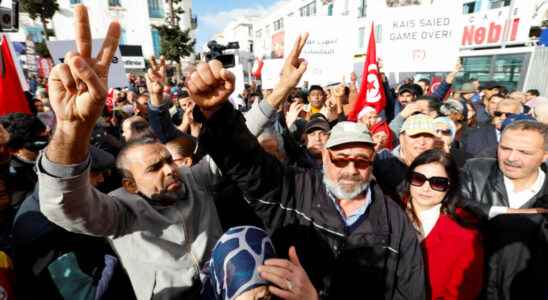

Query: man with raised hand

[188,33,425,299]
[37,5,223,299]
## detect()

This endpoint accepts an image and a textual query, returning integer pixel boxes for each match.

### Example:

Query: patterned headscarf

[204,226,276,300]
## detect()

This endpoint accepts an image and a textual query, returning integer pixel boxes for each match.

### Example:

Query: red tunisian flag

[348,24,386,121]
[0,35,31,116]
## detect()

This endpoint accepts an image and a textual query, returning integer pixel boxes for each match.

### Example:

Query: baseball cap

[398,83,423,97]
[400,114,436,136]
[501,114,536,131]
[304,117,330,134]
[325,121,375,149]
[90,146,116,172]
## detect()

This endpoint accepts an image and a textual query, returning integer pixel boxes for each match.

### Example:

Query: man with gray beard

[191,40,426,297]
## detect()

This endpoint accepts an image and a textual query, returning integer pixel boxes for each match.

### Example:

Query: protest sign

[228,64,245,97]
[261,59,284,90]
[373,2,463,72]
[284,17,356,86]
[46,39,128,88]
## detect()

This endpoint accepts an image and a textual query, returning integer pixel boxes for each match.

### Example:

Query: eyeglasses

[409,172,450,192]
[493,111,514,118]
[328,151,372,169]
[436,129,452,136]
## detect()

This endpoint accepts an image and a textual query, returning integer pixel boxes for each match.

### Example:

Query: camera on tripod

[0,0,18,33]
[205,40,239,69]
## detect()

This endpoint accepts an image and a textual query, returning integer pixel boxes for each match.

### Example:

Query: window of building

[358,0,366,18]
[109,0,121,7]
[256,29,262,39]
[358,27,365,48]
[148,0,164,18]
[463,1,476,14]
[489,0,511,9]
[328,3,334,16]
[120,28,127,45]
[26,27,44,43]
[299,1,316,17]
[151,28,161,57]
[274,18,284,31]
[70,0,81,4]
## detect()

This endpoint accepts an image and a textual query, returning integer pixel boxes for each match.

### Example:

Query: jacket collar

[491,162,510,207]
[312,179,391,238]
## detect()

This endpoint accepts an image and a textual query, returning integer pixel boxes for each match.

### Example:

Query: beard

[322,166,370,200]
[141,178,186,207]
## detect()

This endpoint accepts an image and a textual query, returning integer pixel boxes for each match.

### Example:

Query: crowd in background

[0,6,547,300]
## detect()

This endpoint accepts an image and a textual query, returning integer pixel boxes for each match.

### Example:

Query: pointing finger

[69,56,106,102]
[75,5,92,59]
[96,21,121,68]
[150,56,158,70]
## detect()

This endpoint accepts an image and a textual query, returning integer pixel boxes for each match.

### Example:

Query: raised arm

[39,5,131,237]
[187,34,309,201]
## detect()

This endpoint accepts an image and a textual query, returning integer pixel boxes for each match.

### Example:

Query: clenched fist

[185,60,235,116]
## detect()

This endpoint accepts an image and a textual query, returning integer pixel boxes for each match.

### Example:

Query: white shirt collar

[417,203,442,239]
[503,168,545,208]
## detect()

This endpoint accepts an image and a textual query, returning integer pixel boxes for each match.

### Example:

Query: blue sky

[193,0,278,51]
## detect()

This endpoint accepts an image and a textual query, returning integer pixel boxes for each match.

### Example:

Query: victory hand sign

[47,5,121,164]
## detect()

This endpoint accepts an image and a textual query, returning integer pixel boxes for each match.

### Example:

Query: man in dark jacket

[460,120,548,299]
[188,35,426,299]
[462,98,522,159]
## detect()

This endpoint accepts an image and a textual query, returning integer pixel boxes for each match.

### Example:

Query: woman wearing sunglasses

[402,149,484,300]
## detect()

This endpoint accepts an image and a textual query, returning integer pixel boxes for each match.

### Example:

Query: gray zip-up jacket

[37,153,222,300]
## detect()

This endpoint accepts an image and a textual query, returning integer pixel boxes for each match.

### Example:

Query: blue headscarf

[203,226,276,300]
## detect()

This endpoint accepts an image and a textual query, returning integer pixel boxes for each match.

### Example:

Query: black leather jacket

[459,158,548,220]
[459,158,548,299]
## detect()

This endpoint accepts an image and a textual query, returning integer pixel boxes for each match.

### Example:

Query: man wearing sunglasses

[460,120,548,298]
[190,35,426,299]
[462,98,522,159]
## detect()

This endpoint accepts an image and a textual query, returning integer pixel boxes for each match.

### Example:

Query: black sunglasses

[493,111,514,118]
[409,172,450,192]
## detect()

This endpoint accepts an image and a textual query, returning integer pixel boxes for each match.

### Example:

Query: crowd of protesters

[0,5,547,300]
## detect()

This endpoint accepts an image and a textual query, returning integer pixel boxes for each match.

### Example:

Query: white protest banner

[373,2,463,72]
[46,39,128,88]
[284,17,356,86]
[228,64,245,99]
[261,59,284,90]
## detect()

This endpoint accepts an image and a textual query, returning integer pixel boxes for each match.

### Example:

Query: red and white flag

[0,35,31,116]
[348,24,386,121]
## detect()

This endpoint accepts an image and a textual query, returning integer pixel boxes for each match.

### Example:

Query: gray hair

[502,120,548,151]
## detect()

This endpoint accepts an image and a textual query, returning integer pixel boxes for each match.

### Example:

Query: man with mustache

[460,120,548,299]
[189,33,425,299]
[36,6,222,299]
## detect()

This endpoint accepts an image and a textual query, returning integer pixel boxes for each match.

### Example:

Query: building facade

[7,0,197,75]
[214,0,547,92]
